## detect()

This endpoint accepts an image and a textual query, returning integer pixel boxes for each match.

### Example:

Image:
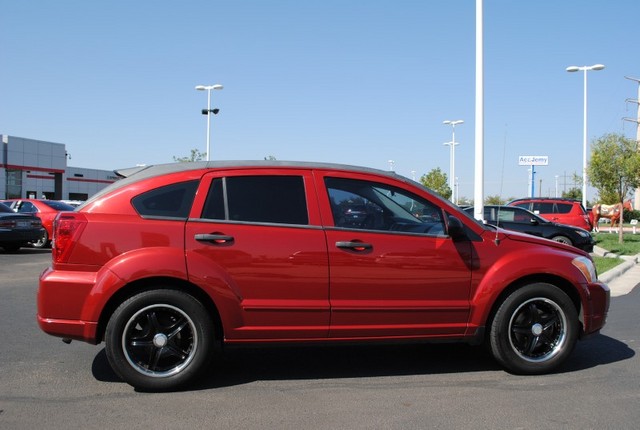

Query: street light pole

[443,120,463,203]
[624,76,640,210]
[566,64,604,208]
[195,84,223,161]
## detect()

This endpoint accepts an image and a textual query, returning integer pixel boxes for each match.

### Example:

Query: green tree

[588,132,640,243]
[173,148,206,163]
[561,174,583,201]
[562,187,582,201]
[420,168,451,200]
[484,195,507,205]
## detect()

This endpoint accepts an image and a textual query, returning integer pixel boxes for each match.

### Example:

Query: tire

[31,230,49,248]
[105,289,216,391]
[551,235,572,246]
[489,283,578,375]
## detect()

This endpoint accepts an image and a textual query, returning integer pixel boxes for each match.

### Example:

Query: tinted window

[132,180,198,219]
[17,202,37,213]
[532,202,554,213]
[41,201,75,211]
[325,177,444,235]
[556,203,572,214]
[202,176,308,225]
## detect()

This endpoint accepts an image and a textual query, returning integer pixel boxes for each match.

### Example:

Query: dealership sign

[518,155,549,166]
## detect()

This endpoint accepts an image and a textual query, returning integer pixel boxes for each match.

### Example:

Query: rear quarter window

[132,180,199,219]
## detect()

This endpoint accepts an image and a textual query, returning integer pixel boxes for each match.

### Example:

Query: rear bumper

[37,265,114,345]
[37,315,99,344]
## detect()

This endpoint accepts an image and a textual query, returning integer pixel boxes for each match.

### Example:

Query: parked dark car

[2,199,75,248]
[38,161,609,391]
[465,205,595,252]
[0,201,45,252]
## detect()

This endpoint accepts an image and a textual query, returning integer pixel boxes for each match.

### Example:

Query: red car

[507,198,593,231]
[37,162,610,391]
[3,199,75,248]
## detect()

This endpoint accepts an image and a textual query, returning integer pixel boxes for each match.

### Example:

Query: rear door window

[533,202,554,213]
[202,175,308,225]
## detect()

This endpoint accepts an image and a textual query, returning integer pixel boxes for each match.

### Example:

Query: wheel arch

[482,274,583,342]
[95,276,223,345]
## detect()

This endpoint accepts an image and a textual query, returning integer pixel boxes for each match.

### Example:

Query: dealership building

[1,135,118,201]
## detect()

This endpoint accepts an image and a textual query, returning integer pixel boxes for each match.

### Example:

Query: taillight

[52,212,87,263]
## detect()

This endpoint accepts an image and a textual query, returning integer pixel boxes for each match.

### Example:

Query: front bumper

[582,280,610,336]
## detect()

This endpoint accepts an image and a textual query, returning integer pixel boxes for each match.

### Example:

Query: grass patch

[592,229,640,275]
[593,231,640,256]
[593,255,624,275]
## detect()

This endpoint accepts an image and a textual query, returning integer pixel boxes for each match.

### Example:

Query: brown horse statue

[591,200,633,232]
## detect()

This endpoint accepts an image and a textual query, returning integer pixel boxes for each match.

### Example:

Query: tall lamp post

[443,120,463,203]
[566,64,604,208]
[195,84,223,161]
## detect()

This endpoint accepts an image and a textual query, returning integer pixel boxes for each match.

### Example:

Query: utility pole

[623,76,640,210]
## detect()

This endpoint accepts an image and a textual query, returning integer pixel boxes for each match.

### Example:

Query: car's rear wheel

[31,230,49,248]
[551,235,572,246]
[489,283,578,374]
[105,289,215,391]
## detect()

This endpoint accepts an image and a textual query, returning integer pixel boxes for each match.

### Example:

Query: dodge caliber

[37,161,610,391]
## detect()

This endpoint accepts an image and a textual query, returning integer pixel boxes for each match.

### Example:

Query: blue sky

[2,0,638,200]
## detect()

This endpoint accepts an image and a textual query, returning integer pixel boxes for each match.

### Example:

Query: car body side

[37,163,609,349]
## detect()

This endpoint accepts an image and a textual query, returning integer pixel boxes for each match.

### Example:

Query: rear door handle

[336,241,372,252]
[194,233,235,244]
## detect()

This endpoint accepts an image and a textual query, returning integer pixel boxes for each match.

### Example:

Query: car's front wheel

[105,289,215,391]
[551,235,572,246]
[488,283,579,374]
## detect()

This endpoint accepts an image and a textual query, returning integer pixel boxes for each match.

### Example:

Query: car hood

[483,226,589,257]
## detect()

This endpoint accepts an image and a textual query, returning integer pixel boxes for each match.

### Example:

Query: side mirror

[529,218,539,225]
[447,215,467,241]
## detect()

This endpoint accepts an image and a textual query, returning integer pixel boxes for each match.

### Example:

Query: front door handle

[336,241,372,252]
[195,233,235,244]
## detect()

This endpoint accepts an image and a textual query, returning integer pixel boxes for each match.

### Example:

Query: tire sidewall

[105,289,215,391]
[551,235,572,246]
[489,283,579,375]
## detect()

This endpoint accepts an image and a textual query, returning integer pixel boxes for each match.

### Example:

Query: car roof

[82,160,418,208]
[113,160,398,180]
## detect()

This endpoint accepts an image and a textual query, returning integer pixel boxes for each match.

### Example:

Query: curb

[592,246,640,284]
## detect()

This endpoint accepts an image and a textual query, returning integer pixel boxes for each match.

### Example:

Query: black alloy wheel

[105,289,215,391]
[489,283,579,374]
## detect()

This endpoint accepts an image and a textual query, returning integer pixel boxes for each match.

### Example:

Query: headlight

[572,256,597,283]
[574,230,590,238]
